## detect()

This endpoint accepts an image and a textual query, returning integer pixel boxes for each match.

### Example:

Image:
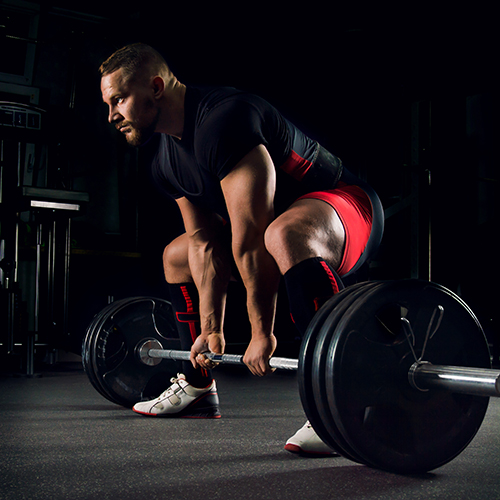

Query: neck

[157,81,186,140]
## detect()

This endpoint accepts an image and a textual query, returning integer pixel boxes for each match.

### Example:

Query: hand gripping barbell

[82,279,498,474]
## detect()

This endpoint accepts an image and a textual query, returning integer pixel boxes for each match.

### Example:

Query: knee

[264,219,306,273]
[265,219,291,256]
[162,235,191,283]
[162,244,177,282]
[264,211,345,274]
[162,244,174,272]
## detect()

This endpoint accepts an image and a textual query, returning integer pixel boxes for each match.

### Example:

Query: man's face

[101,68,159,147]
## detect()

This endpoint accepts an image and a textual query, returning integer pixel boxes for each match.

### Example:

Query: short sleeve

[194,98,268,180]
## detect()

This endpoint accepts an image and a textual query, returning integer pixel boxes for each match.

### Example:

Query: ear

[151,76,165,99]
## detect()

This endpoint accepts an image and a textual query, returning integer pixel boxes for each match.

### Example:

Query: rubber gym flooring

[1,359,499,500]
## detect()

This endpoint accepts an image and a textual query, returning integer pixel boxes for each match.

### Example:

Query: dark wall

[2,1,497,354]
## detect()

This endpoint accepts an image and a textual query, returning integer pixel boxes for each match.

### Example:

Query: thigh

[265,198,346,274]
[297,186,373,276]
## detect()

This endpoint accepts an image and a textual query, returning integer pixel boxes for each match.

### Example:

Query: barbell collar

[147,349,299,371]
[409,361,500,397]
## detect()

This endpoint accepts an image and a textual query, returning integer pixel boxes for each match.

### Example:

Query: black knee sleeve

[284,257,344,336]
[168,282,213,387]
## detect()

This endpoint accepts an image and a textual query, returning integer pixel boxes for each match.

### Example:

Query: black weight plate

[86,297,182,407]
[89,298,156,403]
[299,282,375,459]
[299,285,359,454]
[84,298,149,404]
[82,300,124,402]
[89,297,181,407]
[326,280,490,474]
[311,281,382,462]
[83,298,136,404]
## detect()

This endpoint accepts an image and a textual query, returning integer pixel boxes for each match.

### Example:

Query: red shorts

[296,183,373,276]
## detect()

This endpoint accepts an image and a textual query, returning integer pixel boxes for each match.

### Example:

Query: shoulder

[196,86,264,106]
[193,87,274,144]
[194,87,270,123]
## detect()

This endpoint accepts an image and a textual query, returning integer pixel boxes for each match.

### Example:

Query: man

[100,43,383,454]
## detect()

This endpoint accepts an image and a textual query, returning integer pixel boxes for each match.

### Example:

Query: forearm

[188,232,232,336]
[234,241,281,339]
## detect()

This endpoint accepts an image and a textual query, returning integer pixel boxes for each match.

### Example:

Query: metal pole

[409,362,500,397]
[146,347,500,397]
[26,221,43,376]
[63,218,71,339]
[148,349,299,371]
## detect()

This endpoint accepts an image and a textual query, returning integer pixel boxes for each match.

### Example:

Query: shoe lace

[158,375,184,398]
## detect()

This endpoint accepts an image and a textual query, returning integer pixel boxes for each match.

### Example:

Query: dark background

[1,1,498,364]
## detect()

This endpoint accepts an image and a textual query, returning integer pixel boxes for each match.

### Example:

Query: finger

[196,353,207,367]
[196,353,218,370]
[244,358,263,377]
[260,362,275,376]
[190,353,199,369]
[244,360,258,377]
[264,359,276,375]
[190,348,202,369]
[260,365,271,376]
[251,363,266,377]
[249,366,261,377]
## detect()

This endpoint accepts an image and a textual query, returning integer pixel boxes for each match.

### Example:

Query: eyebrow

[102,91,123,105]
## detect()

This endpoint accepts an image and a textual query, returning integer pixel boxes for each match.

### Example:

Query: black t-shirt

[148,86,342,220]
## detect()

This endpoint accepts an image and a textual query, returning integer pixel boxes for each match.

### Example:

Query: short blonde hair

[99,43,172,85]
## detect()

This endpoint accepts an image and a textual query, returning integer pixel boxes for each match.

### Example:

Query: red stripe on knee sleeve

[179,286,199,342]
[319,260,340,294]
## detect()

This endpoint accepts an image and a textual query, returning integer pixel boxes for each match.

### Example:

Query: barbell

[140,347,499,396]
[82,279,499,474]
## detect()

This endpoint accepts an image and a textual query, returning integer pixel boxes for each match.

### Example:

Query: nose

[108,106,122,124]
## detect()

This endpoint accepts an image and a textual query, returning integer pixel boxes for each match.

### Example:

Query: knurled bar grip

[148,349,299,371]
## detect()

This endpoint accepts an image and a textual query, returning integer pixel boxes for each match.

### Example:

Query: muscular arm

[176,197,232,359]
[220,144,281,376]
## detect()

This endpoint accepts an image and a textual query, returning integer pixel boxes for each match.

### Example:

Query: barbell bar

[141,346,500,397]
[147,348,300,370]
[409,362,500,397]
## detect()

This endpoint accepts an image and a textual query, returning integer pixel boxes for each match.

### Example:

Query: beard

[123,124,155,147]
[118,108,160,147]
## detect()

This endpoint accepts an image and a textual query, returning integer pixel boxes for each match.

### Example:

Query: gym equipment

[298,280,496,473]
[82,279,499,473]
[82,297,182,408]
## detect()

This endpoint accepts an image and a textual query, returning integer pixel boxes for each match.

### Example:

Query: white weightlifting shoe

[285,421,338,456]
[133,374,221,418]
